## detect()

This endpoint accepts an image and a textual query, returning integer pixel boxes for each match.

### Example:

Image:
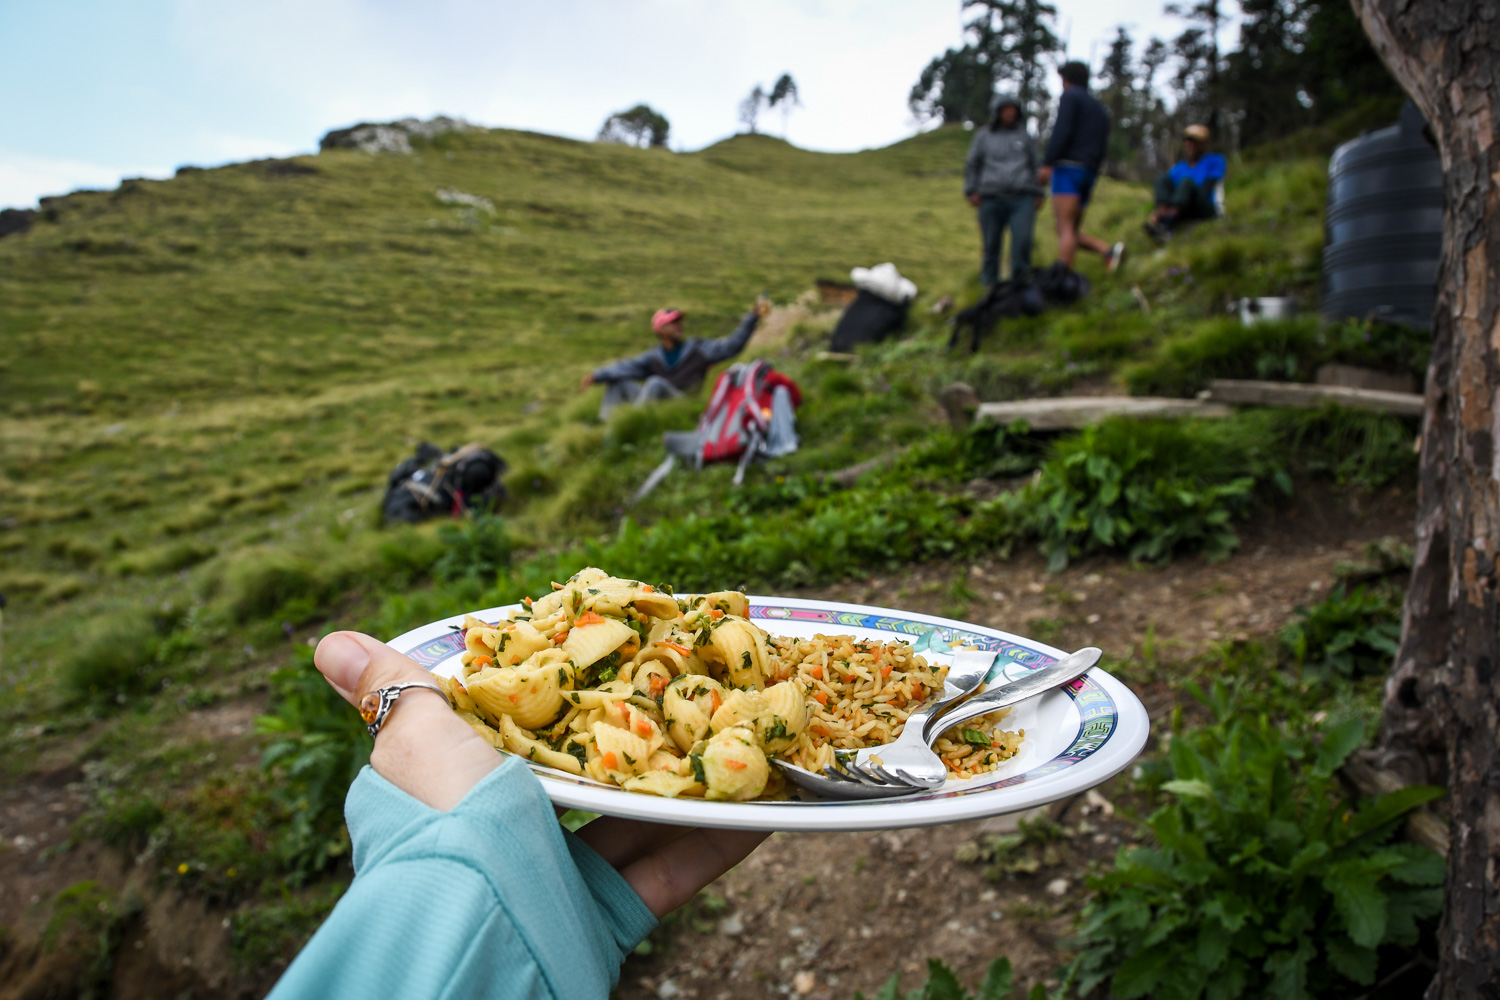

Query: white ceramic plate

[388,597,1150,832]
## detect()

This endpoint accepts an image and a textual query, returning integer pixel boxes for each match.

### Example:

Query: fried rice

[766,633,1024,779]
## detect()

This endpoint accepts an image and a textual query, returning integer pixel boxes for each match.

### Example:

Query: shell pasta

[436,568,1023,801]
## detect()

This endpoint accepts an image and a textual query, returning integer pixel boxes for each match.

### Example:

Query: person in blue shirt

[265,630,767,1000]
[1040,61,1125,274]
[1145,124,1227,243]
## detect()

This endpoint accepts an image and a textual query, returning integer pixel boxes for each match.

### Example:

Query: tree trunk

[1352,1,1500,995]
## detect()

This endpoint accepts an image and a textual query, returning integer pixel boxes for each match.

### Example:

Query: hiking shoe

[1142,220,1172,246]
[1106,241,1127,274]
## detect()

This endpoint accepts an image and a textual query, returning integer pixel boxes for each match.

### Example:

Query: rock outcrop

[319,116,472,154]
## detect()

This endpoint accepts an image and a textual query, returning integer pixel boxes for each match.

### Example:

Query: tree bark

[1351,1,1500,995]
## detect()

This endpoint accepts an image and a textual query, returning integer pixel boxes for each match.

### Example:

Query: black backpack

[829,289,910,352]
[381,442,508,525]
[1033,261,1091,305]
[949,279,1045,353]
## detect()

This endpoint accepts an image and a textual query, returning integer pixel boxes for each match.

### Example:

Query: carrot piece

[508,694,519,704]
[912,684,925,700]
[708,608,724,619]
[649,674,668,696]
[552,629,569,645]
[575,611,605,626]
[880,664,893,679]
[814,692,829,706]
[523,596,533,607]
[809,665,823,680]
[641,584,655,592]
[655,640,694,656]
[601,751,618,770]
[710,690,722,715]
[724,760,747,770]
[635,719,653,737]
[471,655,493,668]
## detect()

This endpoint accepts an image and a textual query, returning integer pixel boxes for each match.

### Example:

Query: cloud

[0,150,172,209]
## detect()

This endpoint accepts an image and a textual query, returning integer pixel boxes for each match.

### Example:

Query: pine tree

[962,0,1062,125]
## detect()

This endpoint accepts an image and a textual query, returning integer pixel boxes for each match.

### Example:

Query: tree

[596,104,670,148]
[908,45,994,126]
[1166,0,1225,134]
[1301,0,1405,122]
[1350,1,1500,994]
[1097,26,1141,176]
[738,84,766,134]
[962,0,1062,124]
[767,73,801,138]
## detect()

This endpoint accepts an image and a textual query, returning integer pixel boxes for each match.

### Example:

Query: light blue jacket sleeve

[266,758,658,1000]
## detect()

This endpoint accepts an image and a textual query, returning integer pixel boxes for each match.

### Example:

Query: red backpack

[632,361,803,504]
[698,361,802,463]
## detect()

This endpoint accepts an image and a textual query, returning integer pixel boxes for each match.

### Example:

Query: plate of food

[388,568,1150,831]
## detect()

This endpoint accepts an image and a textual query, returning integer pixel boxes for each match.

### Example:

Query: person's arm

[964,131,984,203]
[265,633,767,1000]
[1204,153,1227,182]
[589,348,657,385]
[697,310,760,365]
[1043,91,1077,166]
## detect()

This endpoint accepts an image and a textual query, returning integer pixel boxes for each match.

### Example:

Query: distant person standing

[1039,61,1124,274]
[964,95,1043,286]
[581,298,770,419]
[1144,124,1226,243]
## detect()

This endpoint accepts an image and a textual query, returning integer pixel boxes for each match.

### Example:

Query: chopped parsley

[960,728,992,747]
[689,753,707,784]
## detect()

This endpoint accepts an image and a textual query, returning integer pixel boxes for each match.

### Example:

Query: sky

[0,0,1213,209]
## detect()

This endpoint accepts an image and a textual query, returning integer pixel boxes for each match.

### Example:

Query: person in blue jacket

[1040,61,1125,274]
[265,630,767,1000]
[1145,124,1227,243]
[581,297,770,419]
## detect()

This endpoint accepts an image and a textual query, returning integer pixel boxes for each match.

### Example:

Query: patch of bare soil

[614,483,1414,999]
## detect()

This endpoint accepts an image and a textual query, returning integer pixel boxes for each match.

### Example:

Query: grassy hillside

[0,118,1413,989]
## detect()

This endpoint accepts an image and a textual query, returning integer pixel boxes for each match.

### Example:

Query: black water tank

[1321,102,1443,328]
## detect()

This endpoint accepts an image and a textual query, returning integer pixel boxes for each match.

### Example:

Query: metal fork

[775,646,1102,798]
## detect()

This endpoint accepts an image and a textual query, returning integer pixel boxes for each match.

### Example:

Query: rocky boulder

[319,115,473,154]
[0,208,36,239]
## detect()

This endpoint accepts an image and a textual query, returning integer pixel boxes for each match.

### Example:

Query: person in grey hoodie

[964,95,1043,286]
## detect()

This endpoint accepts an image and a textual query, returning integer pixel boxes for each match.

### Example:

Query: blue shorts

[1051,164,1097,206]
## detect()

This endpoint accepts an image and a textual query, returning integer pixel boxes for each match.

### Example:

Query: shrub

[1279,582,1402,679]
[1270,407,1417,490]
[433,511,512,581]
[64,612,161,706]
[1123,317,1321,398]
[222,549,325,622]
[857,956,1042,1000]
[1019,418,1277,571]
[1066,684,1444,1000]
[255,646,371,878]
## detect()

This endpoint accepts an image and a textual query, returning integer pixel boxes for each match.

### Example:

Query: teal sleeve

[266,759,657,1000]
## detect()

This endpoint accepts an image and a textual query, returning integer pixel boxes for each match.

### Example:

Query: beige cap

[1183,124,1211,143]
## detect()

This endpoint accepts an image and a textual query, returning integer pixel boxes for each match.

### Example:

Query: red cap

[652,308,683,333]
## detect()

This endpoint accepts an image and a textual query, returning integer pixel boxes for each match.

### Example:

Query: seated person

[581,297,770,419]
[1145,124,1226,243]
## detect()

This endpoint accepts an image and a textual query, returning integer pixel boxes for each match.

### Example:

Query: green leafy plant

[1279,582,1402,679]
[1066,683,1444,1000]
[255,646,371,877]
[434,510,512,581]
[1019,419,1273,571]
[857,956,1044,1000]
